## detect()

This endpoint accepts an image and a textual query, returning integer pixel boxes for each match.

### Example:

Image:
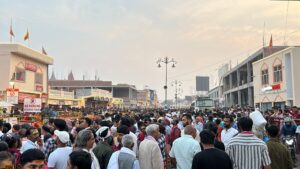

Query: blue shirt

[195,122,203,133]
[232,123,238,130]
[169,135,201,169]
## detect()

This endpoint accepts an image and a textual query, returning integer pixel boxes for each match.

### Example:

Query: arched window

[15,62,26,82]
[273,58,283,83]
[35,66,43,85]
[261,63,269,85]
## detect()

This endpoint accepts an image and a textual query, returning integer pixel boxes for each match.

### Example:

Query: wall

[10,53,48,93]
[292,48,300,106]
[0,47,11,90]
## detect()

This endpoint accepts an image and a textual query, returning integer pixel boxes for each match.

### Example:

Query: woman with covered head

[93,127,114,169]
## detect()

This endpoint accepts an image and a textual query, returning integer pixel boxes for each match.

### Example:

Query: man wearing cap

[48,130,72,169]
[93,126,114,169]
[44,119,70,161]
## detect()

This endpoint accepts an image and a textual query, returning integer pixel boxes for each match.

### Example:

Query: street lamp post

[157,57,177,109]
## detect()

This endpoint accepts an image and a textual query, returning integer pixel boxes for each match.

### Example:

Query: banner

[6,88,19,104]
[24,98,42,112]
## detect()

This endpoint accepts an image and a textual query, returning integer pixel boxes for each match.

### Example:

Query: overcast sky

[0,0,299,101]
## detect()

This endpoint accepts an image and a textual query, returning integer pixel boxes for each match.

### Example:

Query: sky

[0,0,299,101]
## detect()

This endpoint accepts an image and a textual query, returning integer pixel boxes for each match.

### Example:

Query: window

[15,67,25,81]
[274,65,282,83]
[35,73,43,84]
[261,69,269,85]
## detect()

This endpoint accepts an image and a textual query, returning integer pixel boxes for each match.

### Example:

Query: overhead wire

[169,27,300,80]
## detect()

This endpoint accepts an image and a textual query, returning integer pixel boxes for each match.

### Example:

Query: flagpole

[27,28,30,47]
[262,22,265,58]
[10,18,12,43]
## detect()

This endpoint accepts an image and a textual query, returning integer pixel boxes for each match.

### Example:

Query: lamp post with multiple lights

[157,57,177,108]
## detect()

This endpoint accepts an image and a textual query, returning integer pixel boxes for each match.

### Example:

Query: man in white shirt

[0,121,4,138]
[107,134,140,169]
[170,125,201,169]
[221,116,238,147]
[21,127,43,153]
[48,130,72,169]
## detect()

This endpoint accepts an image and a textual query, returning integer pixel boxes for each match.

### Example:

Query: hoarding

[196,76,209,92]
[24,98,42,112]
[6,88,19,104]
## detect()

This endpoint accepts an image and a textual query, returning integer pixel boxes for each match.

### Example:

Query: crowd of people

[0,106,299,169]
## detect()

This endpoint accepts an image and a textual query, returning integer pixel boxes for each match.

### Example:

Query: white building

[0,44,53,107]
[253,47,300,111]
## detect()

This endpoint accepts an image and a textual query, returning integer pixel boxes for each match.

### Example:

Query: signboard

[36,85,43,92]
[6,88,19,104]
[196,76,209,92]
[272,84,281,90]
[18,93,39,103]
[261,86,272,92]
[24,98,42,112]
[41,93,48,103]
[25,63,37,72]
[262,84,281,92]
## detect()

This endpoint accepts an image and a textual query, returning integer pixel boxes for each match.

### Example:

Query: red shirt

[292,111,300,119]
[138,132,146,142]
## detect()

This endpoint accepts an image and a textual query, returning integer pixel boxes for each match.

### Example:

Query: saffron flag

[42,47,47,55]
[24,29,29,41]
[268,35,273,54]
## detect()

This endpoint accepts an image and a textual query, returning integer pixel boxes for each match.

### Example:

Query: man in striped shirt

[226,117,271,169]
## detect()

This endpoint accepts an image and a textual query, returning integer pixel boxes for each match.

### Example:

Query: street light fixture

[9,75,15,89]
[157,57,177,109]
[171,80,182,109]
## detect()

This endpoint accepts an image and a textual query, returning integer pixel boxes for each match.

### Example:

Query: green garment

[93,141,114,169]
[266,138,293,169]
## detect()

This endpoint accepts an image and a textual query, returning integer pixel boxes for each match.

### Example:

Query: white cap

[54,130,70,143]
[96,126,111,140]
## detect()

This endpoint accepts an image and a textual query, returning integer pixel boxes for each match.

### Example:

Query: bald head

[184,125,196,137]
